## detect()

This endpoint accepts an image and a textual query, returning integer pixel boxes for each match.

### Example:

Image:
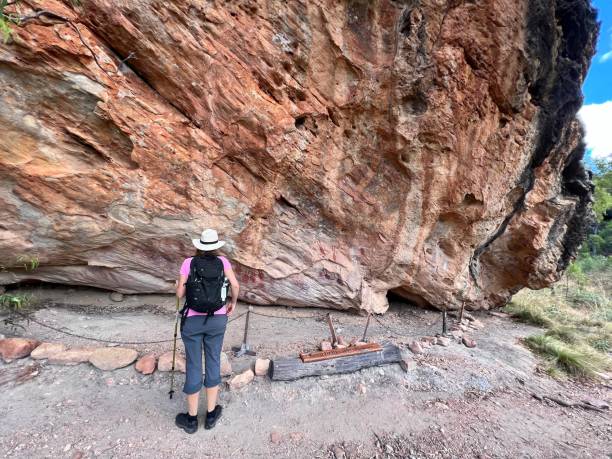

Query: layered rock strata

[0,0,598,311]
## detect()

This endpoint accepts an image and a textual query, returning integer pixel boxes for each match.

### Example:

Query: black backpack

[185,255,227,314]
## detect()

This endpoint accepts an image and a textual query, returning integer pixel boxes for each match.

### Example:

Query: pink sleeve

[218,256,232,271]
[179,258,192,276]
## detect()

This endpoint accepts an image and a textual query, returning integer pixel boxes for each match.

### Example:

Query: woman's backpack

[185,255,228,314]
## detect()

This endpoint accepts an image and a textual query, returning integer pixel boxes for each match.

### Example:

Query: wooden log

[270,343,402,381]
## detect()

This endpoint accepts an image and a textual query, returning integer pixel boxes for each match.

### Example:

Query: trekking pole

[168,296,180,399]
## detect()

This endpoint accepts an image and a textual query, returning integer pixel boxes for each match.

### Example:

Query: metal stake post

[327,313,338,346]
[233,306,256,357]
[442,310,448,335]
[361,313,371,342]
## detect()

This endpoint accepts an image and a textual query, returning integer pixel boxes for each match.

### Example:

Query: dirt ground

[1,286,610,458]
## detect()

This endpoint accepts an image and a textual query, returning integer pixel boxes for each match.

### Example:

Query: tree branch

[17,9,112,76]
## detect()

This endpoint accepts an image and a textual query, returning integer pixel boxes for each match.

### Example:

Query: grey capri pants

[181,314,228,394]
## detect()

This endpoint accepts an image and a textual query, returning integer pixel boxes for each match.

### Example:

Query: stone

[269,431,282,444]
[89,347,138,370]
[157,351,186,373]
[399,351,416,372]
[450,330,463,340]
[462,337,477,348]
[408,341,424,355]
[30,342,67,360]
[320,341,332,351]
[254,358,270,377]
[135,353,157,375]
[335,344,348,349]
[220,351,232,377]
[110,292,124,302]
[0,338,40,362]
[436,337,451,347]
[48,348,96,365]
[421,336,436,345]
[0,0,597,313]
[229,369,254,390]
[356,382,367,394]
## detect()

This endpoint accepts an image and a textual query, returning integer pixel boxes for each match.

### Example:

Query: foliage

[0,0,20,43]
[525,334,610,377]
[583,159,612,256]
[506,273,611,379]
[0,293,33,312]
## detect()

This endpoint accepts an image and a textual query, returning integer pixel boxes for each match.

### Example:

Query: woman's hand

[227,301,236,315]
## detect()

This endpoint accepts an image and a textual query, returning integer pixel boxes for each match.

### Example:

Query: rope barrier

[250,310,321,320]
[14,308,250,345]
[11,304,447,346]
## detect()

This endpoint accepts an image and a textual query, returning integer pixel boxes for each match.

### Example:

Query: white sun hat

[192,228,226,251]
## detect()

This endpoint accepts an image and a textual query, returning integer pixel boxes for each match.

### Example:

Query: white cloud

[578,101,612,159]
[600,50,612,63]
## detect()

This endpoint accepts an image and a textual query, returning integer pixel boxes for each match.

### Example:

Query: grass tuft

[507,278,611,379]
[525,335,610,377]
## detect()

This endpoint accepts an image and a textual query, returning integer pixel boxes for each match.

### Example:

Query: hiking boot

[175,413,198,434]
[205,405,222,430]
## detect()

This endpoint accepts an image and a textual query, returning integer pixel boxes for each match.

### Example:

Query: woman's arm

[176,274,188,298]
[224,266,240,315]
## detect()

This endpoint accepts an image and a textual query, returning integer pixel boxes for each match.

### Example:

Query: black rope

[16,312,176,344]
[10,305,439,345]
[14,309,249,345]
[250,310,321,320]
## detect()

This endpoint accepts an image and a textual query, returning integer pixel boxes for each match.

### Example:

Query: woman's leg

[202,315,228,411]
[181,317,205,413]
[205,386,219,412]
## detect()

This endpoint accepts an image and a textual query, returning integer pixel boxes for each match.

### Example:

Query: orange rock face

[0,1,598,311]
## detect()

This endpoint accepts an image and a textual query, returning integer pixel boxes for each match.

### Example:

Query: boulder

[254,358,270,376]
[135,353,157,375]
[450,330,463,340]
[436,337,451,347]
[0,338,40,362]
[269,431,282,445]
[399,351,416,372]
[228,369,254,390]
[408,341,424,355]
[48,348,96,365]
[220,351,232,377]
[0,0,598,314]
[462,337,477,348]
[89,347,138,371]
[30,342,67,360]
[110,292,124,302]
[157,351,186,373]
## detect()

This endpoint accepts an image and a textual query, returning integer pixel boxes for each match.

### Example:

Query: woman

[174,228,239,434]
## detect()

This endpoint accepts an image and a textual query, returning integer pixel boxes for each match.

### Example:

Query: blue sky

[579,0,612,164]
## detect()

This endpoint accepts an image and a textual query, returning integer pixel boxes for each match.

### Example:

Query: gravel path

[0,287,610,458]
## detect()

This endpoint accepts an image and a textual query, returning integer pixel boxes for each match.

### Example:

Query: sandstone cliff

[0,0,598,312]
